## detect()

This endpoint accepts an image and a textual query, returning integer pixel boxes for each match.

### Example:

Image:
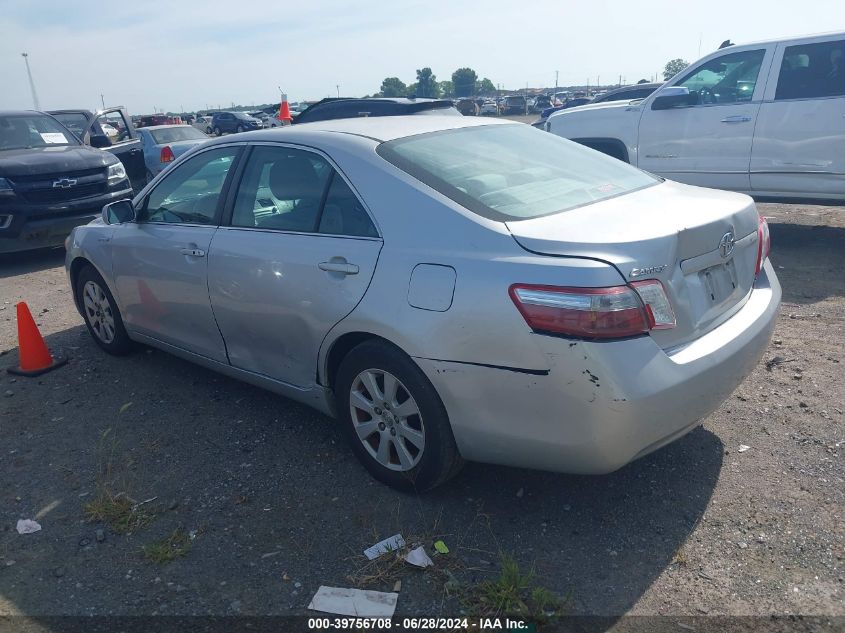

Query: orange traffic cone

[7,302,67,377]
[279,98,292,124]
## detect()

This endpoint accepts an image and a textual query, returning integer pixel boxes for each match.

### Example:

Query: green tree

[439,80,454,97]
[663,59,689,80]
[415,67,440,98]
[379,77,407,98]
[452,67,478,97]
[477,77,496,95]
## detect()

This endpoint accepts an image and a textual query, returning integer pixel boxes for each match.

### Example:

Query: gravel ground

[0,201,842,628]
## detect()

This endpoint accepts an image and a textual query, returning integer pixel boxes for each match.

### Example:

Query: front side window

[377,124,657,222]
[231,145,378,237]
[141,147,239,225]
[776,39,845,100]
[0,114,77,150]
[676,49,766,105]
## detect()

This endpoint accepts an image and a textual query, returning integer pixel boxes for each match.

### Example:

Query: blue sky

[1,0,842,114]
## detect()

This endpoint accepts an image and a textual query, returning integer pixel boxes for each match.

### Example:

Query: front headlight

[107,162,127,183]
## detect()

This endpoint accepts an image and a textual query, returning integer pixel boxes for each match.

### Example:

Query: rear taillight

[160,146,175,163]
[509,281,675,339]
[755,214,771,277]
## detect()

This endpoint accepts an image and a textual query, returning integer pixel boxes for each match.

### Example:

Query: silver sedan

[65,116,781,491]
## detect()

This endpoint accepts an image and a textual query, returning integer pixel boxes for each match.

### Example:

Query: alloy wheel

[82,280,116,344]
[349,369,425,471]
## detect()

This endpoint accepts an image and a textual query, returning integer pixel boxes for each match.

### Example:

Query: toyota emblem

[718,231,735,258]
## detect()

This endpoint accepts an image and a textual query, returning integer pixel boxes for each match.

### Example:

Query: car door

[208,143,383,388]
[83,108,147,193]
[637,46,773,191]
[751,35,845,197]
[111,145,243,363]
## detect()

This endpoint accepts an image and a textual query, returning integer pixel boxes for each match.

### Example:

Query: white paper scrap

[363,533,405,560]
[738,445,750,453]
[40,133,67,144]
[307,586,398,618]
[16,519,42,534]
[405,546,434,568]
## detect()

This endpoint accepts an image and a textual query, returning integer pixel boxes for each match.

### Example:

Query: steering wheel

[698,87,717,104]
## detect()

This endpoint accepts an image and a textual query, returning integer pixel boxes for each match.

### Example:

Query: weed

[142,528,191,564]
[83,490,156,534]
[459,553,565,622]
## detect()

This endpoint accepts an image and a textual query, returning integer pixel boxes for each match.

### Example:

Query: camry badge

[630,264,667,278]
[719,231,735,258]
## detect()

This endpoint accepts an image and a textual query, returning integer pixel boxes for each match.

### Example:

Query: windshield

[0,114,79,151]
[377,124,658,222]
[50,112,88,138]
[150,126,208,144]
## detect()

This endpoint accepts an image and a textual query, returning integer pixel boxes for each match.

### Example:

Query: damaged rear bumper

[414,261,781,474]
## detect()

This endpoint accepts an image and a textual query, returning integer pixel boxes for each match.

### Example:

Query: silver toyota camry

[65,116,781,491]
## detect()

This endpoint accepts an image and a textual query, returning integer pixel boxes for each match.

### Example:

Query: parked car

[479,101,500,116]
[135,114,172,128]
[501,95,527,114]
[531,95,553,113]
[249,111,271,127]
[456,98,479,116]
[547,31,845,200]
[210,111,262,135]
[531,98,596,129]
[192,115,214,134]
[0,110,132,253]
[47,107,146,194]
[66,116,779,490]
[293,98,459,124]
[590,83,662,104]
[136,125,209,180]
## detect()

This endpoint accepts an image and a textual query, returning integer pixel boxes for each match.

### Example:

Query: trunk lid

[506,180,761,348]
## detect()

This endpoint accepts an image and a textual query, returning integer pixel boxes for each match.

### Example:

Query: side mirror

[89,134,111,148]
[102,199,135,225]
[651,86,697,110]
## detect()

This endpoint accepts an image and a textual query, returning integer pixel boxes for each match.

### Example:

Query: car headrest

[268,155,322,200]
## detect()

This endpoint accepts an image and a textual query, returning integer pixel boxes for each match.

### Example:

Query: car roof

[1,110,51,117]
[203,115,515,145]
[733,30,845,48]
[141,124,193,131]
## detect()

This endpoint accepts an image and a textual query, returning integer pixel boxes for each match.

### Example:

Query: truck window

[676,49,766,105]
[775,39,845,100]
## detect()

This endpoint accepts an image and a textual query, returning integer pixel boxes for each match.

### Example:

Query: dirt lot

[0,201,842,629]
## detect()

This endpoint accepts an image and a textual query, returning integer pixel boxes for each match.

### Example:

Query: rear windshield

[150,126,208,144]
[377,124,658,222]
[0,114,78,151]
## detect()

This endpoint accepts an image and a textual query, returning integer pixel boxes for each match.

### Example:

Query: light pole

[21,53,40,110]
[336,85,340,98]
[100,94,106,109]
[555,70,559,94]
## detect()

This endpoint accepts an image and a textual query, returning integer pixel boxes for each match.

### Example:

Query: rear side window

[775,39,845,100]
[377,124,657,222]
[230,145,377,237]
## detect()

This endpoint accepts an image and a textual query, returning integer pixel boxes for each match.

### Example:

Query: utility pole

[21,53,40,110]
[336,85,340,98]
[597,75,600,90]
[619,74,622,87]
[100,94,105,109]
[555,70,559,93]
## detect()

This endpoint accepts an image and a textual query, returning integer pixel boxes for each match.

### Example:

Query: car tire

[206,127,213,134]
[236,125,244,133]
[335,340,463,492]
[213,126,222,136]
[76,265,133,355]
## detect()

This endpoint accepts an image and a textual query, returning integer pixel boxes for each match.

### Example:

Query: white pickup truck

[547,31,845,201]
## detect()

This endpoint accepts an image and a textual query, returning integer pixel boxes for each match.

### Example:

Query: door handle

[180,248,206,257]
[318,261,359,275]
[720,115,751,123]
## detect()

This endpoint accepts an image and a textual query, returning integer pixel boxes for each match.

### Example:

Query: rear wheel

[213,126,222,136]
[76,265,132,355]
[336,341,463,491]
[206,126,213,134]
[236,125,244,133]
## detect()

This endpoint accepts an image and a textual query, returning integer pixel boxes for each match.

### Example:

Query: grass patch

[142,528,192,564]
[83,490,157,534]
[458,554,565,622]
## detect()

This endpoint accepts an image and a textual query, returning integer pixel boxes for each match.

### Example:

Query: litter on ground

[307,586,398,617]
[363,533,405,560]
[16,519,42,534]
[738,445,751,453]
[405,546,434,568]
[434,540,450,554]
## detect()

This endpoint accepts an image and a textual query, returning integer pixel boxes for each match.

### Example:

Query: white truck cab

[547,31,845,200]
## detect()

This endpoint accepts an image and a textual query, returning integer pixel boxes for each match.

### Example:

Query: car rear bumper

[415,260,781,474]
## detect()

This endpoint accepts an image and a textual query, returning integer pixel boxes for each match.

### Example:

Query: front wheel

[335,341,463,491]
[236,125,244,133]
[76,265,132,355]
[213,126,222,136]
